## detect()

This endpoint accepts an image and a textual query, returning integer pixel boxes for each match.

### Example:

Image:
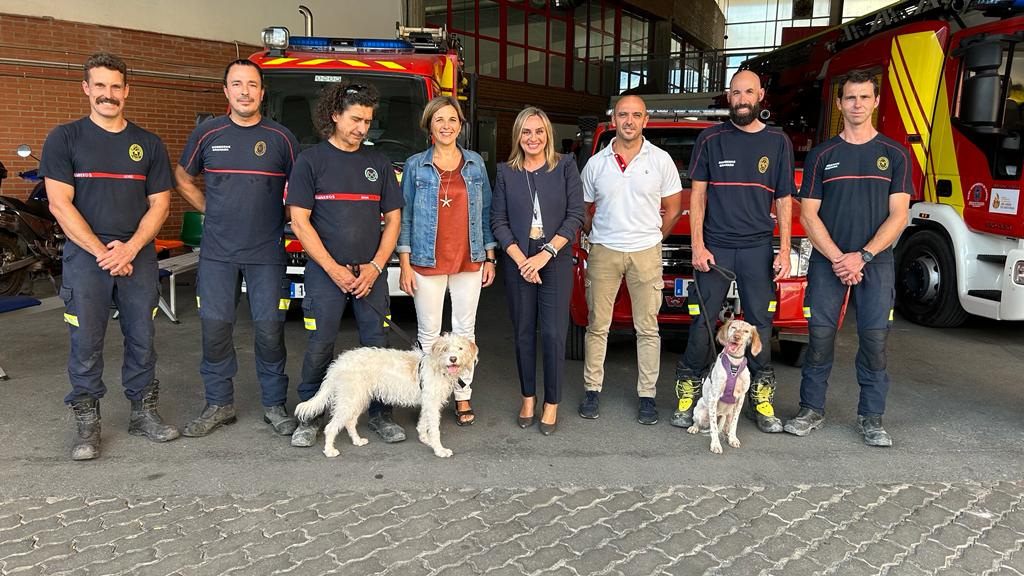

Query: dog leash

[692,262,738,374]
[350,264,420,351]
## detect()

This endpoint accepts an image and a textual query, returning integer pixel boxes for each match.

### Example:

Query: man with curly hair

[177,59,301,438]
[285,81,407,446]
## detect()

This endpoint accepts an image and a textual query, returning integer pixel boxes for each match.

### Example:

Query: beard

[729,102,760,126]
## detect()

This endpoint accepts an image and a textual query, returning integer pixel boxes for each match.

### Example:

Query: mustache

[95,97,121,106]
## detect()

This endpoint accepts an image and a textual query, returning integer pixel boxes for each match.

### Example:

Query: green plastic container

[181,211,204,247]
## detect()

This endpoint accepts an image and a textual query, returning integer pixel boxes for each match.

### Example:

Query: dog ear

[749,327,762,357]
[717,320,731,346]
[431,337,448,356]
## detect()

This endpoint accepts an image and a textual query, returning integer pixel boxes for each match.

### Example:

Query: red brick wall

[0,13,259,239]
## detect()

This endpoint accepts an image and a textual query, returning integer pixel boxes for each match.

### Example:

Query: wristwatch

[859,249,874,263]
[485,257,497,265]
[542,243,559,257]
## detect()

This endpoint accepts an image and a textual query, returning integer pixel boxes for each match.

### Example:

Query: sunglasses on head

[345,84,367,96]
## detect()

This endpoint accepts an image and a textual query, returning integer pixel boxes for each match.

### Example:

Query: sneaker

[783,407,824,437]
[291,416,322,448]
[857,415,893,447]
[638,397,658,425]
[367,411,406,443]
[263,405,298,436]
[745,368,784,433]
[578,390,600,419]
[671,370,701,428]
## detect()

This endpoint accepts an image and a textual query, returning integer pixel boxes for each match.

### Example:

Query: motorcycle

[0,145,64,296]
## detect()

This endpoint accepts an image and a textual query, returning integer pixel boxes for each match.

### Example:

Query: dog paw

[434,447,453,458]
[324,447,340,458]
[728,437,741,448]
[352,437,369,446]
[710,443,723,454]
[419,434,430,444]
[687,425,700,435]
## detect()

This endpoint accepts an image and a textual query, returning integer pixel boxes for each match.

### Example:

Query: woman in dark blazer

[491,106,585,435]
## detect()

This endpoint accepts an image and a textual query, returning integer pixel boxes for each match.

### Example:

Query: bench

[157,251,200,323]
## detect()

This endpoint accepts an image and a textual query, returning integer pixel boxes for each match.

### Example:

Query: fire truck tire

[0,234,28,297]
[778,340,807,367]
[895,229,968,328]
[565,320,585,361]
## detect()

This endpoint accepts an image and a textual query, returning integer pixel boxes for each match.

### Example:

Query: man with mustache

[40,52,178,460]
[176,59,300,438]
[671,70,796,435]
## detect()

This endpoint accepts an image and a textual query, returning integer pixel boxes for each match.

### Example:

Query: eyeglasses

[345,84,367,96]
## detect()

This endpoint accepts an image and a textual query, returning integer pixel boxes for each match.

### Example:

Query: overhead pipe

[299,5,314,36]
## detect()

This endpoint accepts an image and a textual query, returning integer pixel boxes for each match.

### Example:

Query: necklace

[436,164,453,208]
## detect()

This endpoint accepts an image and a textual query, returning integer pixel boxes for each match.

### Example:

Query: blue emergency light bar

[288,35,414,53]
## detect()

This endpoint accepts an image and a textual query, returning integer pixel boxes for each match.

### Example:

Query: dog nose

[449,356,457,364]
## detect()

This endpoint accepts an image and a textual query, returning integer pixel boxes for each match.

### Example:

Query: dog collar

[720,353,747,404]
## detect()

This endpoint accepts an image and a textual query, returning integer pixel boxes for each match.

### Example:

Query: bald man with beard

[671,70,796,435]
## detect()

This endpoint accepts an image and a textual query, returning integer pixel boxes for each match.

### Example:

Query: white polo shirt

[581,137,682,252]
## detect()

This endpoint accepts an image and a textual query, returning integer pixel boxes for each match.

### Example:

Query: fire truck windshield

[595,126,702,188]
[261,72,430,165]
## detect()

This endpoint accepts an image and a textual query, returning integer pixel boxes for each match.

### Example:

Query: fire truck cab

[745,0,1024,327]
[249,25,473,299]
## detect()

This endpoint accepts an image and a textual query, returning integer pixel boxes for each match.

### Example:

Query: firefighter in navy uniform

[783,69,912,447]
[285,82,406,447]
[671,70,795,434]
[40,52,178,461]
[176,59,300,438]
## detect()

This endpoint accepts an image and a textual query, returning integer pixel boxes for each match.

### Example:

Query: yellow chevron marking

[298,58,333,66]
[375,60,405,70]
[339,59,371,68]
[262,58,298,65]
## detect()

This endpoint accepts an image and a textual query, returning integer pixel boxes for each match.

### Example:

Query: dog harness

[719,354,747,404]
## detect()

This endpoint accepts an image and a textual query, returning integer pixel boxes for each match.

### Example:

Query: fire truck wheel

[565,321,585,361]
[0,234,28,297]
[895,229,968,328]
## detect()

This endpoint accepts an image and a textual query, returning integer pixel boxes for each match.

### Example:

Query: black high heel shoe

[518,396,536,428]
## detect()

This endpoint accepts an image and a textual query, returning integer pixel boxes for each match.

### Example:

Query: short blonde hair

[507,106,559,172]
[420,96,466,132]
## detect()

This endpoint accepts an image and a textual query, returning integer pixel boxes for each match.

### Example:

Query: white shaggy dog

[294,333,478,459]
[687,319,761,454]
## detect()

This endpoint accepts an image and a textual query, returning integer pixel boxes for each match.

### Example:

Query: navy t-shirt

[179,116,299,264]
[689,123,795,248]
[39,117,173,243]
[285,141,404,265]
[798,134,912,263]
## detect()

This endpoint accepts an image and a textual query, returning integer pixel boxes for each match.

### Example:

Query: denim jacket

[397,145,496,268]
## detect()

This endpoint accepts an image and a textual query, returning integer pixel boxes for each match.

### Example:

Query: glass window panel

[632,16,646,45]
[813,0,830,17]
[529,0,546,8]
[507,44,526,82]
[726,22,769,49]
[479,39,500,78]
[425,0,448,28]
[550,18,566,53]
[573,58,586,91]
[507,6,525,44]
[574,3,588,27]
[777,0,793,19]
[528,50,545,85]
[550,54,566,88]
[461,36,476,73]
[590,2,603,31]
[588,62,601,94]
[604,8,616,34]
[727,0,772,23]
[588,26,603,54]
[451,0,473,31]
[843,0,891,18]
[792,0,814,19]
[479,1,500,38]
[528,13,546,49]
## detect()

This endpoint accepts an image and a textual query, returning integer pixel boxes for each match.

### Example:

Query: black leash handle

[350,264,420,350]
[693,261,737,374]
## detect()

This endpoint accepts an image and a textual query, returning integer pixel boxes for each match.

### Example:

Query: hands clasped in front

[327,262,378,298]
[517,251,551,284]
[832,252,865,286]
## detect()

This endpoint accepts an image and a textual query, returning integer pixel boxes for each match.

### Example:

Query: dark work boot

[70,399,101,461]
[783,407,825,437]
[263,405,298,436]
[182,404,237,437]
[857,415,893,447]
[291,416,323,448]
[671,368,701,429]
[128,380,180,442]
[745,367,784,433]
[368,409,406,443]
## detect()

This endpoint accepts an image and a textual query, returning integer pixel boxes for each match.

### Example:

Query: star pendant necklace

[437,165,453,208]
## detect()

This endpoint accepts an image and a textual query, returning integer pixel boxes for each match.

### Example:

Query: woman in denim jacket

[398,96,496,426]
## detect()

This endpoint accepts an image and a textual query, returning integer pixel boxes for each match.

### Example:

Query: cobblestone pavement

[2,482,1023,575]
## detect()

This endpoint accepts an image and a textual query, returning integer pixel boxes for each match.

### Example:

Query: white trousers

[413,269,482,401]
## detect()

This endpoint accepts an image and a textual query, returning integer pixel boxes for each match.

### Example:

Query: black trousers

[502,239,573,405]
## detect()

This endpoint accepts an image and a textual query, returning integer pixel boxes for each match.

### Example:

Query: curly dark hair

[84,52,128,83]
[314,81,380,139]
[837,69,879,98]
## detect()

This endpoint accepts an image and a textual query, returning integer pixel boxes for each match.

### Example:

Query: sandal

[455,400,476,426]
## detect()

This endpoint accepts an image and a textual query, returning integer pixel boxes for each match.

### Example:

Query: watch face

[861,250,873,262]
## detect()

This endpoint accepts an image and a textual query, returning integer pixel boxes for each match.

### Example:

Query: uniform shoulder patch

[876,156,889,171]
[128,144,144,162]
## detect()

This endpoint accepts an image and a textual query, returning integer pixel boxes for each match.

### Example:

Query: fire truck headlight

[790,238,812,277]
[262,27,289,50]
[1014,260,1024,286]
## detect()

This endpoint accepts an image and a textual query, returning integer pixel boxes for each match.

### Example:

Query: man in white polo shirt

[579,94,683,425]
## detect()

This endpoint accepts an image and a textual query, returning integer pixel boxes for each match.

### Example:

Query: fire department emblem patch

[254,141,267,156]
[364,167,378,182]
[758,156,769,174]
[876,156,889,171]
[128,144,144,162]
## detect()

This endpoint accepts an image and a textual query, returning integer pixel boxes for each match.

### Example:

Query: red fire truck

[249,24,473,299]
[745,0,1024,327]
[567,108,818,364]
